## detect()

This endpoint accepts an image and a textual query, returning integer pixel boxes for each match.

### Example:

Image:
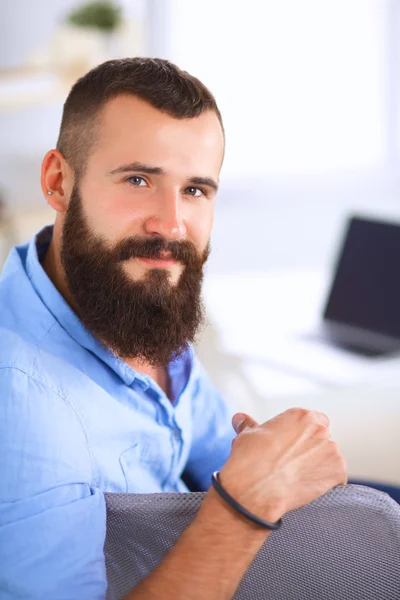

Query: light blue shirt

[0,226,236,599]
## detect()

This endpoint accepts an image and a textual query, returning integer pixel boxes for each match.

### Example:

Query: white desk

[198,269,400,486]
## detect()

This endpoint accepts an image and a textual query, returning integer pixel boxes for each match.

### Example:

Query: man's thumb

[232,413,258,434]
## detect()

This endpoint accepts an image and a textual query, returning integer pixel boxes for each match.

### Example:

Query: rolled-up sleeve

[184,361,236,491]
[0,367,107,599]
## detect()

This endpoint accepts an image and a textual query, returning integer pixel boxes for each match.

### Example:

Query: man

[0,58,347,599]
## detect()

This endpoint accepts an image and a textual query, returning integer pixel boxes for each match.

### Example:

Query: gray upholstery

[104,485,400,599]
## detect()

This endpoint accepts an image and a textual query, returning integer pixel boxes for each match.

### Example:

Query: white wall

[164,0,400,274]
[169,0,389,176]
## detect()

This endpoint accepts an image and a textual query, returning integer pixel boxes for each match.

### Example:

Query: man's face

[60,95,225,365]
[77,95,224,284]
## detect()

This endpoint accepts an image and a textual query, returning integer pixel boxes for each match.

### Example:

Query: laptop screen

[323,216,400,339]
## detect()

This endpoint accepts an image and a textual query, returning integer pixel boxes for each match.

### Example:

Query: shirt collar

[25,225,196,387]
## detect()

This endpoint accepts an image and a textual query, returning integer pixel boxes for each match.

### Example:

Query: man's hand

[128,407,347,600]
[219,408,347,522]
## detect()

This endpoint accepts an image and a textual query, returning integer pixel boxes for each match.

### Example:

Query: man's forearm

[124,487,274,600]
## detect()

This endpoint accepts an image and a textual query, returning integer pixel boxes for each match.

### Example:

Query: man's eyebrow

[107,162,219,192]
[107,162,165,176]
[188,177,219,193]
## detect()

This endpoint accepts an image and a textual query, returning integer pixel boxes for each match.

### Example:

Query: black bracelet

[211,471,283,531]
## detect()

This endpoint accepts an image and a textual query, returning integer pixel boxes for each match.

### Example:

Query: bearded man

[0,58,346,599]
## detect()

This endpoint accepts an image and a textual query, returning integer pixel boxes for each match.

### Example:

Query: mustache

[115,236,209,268]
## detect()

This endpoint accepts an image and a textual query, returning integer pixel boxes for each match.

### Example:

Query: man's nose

[144,190,187,240]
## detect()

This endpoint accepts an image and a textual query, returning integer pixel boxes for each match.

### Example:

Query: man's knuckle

[338,454,347,474]
[327,441,346,469]
[313,423,328,438]
[235,426,253,440]
[291,407,310,420]
[327,439,337,451]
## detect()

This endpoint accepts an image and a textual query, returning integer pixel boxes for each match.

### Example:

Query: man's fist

[220,408,347,523]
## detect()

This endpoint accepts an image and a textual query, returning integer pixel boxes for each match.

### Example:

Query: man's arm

[0,368,107,599]
[126,487,274,600]
[125,409,347,600]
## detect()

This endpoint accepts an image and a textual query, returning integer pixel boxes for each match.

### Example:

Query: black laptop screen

[323,216,400,339]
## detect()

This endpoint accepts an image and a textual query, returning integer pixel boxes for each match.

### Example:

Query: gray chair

[104,485,400,600]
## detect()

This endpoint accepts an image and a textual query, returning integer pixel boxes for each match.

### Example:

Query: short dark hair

[56,57,223,178]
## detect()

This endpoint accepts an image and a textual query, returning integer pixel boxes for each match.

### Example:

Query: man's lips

[137,253,178,268]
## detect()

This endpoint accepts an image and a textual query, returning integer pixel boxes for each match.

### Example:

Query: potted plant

[66,1,122,34]
[52,1,123,81]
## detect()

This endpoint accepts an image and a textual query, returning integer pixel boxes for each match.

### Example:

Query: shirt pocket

[119,435,168,493]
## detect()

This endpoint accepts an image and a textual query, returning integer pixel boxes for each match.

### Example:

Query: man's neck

[124,358,170,398]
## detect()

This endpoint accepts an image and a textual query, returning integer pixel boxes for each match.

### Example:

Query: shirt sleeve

[0,367,107,600]
[184,359,237,492]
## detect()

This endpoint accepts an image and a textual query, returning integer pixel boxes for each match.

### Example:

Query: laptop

[204,214,400,388]
[306,215,400,357]
[248,214,400,387]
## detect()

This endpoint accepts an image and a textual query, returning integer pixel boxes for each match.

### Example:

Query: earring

[47,190,54,195]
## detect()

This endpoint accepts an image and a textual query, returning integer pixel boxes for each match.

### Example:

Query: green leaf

[66,1,122,32]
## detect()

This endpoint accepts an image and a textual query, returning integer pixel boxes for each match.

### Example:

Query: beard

[60,184,209,366]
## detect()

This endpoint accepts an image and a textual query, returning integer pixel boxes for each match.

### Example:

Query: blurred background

[1,0,399,497]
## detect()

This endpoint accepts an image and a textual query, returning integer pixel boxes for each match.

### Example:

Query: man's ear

[41,149,74,213]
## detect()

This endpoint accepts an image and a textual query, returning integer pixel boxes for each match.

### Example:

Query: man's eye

[185,187,203,197]
[126,176,147,187]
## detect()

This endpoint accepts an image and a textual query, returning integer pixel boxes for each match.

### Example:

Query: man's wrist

[214,469,284,525]
[198,486,278,541]
[211,471,283,531]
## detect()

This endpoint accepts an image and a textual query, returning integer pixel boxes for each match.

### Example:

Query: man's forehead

[95,95,225,169]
